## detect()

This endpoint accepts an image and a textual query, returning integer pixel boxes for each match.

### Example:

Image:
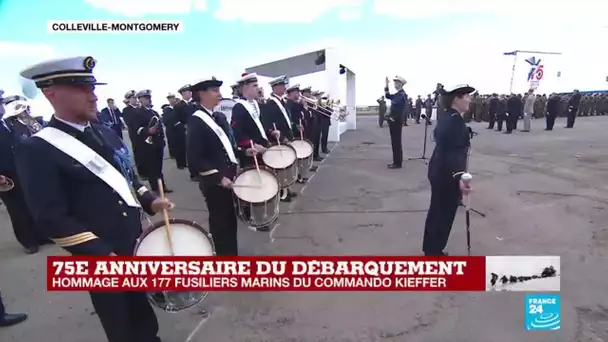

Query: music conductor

[423,84,474,256]
[187,77,255,256]
[15,56,174,342]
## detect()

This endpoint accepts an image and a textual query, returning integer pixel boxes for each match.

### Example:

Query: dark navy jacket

[186,106,244,187]
[384,87,408,123]
[99,107,123,128]
[428,108,470,182]
[263,95,294,141]
[0,120,32,179]
[15,117,157,256]
[231,101,270,149]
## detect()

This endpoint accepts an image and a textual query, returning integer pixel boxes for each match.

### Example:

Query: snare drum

[261,144,298,188]
[135,219,214,312]
[288,139,314,174]
[233,166,280,228]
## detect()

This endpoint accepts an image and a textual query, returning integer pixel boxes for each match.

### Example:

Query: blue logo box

[525,294,560,330]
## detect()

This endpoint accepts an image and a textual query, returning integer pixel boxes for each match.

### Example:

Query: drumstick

[272,123,283,156]
[250,141,262,183]
[232,184,262,189]
[157,179,175,255]
[299,119,304,140]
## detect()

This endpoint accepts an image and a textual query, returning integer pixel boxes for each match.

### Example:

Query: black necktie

[83,127,104,147]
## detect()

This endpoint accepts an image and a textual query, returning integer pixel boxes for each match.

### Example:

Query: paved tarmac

[1,115,608,342]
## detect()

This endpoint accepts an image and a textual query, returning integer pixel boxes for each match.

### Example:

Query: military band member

[99,98,124,138]
[122,90,146,179]
[265,76,298,200]
[423,84,474,256]
[300,87,323,162]
[174,84,198,181]
[131,90,172,194]
[284,84,308,183]
[187,77,254,256]
[424,94,433,125]
[265,76,293,140]
[15,56,174,342]
[384,75,407,169]
[231,73,271,165]
[317,93,332,154]
[163,93,187,169]
[0,96,48,254]
[231,83,241,99]
[230,73,272,232]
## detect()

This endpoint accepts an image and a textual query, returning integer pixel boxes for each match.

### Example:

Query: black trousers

[304,120,316,142]
[317,119,330,152]
[566,107,578,128]
[388,120,403,166]
[546,114,556,130]
[487,112,496,129]
[0,291,5,317]
[0,184,45,248]
[423,177,460,255]
[171,131,187,169]
[90,291,160,342]
[312,121,323,157]
[143,146,165,193]
[496,114,505,131]
[202,184,238,256]
[506,113,517,132]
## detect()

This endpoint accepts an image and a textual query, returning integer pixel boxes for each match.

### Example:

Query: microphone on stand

[461,172,473,256]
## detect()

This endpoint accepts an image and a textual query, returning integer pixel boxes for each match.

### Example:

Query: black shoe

[504,131,512,134]
[310,166,318,172]
[297,178,308,184]
[313,157,324,162]
[0,313,28,327]
[322,150,330,154]
[177,166,185,170]
[190,175,200,182]
[545,128,552,131]
[387,164,402,169]
[163,189,174,194]
[24,246,38,254]
[288,191,298,198]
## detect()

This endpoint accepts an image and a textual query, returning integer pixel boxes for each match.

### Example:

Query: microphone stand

[407,114,429,164]
[460,131,486,218]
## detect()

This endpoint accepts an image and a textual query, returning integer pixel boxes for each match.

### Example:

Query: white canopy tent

[245,46,356,143]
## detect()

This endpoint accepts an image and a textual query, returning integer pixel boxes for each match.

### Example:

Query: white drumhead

[262,145,297,169]
[233,169,279,203]
[289,140,313,159]
[136,223,214,256]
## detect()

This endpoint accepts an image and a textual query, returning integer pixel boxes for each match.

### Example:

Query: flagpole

[509,52,518,94]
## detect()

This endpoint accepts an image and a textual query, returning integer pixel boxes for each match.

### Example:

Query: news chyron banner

[47,256,560,292]
[47,20,184,34]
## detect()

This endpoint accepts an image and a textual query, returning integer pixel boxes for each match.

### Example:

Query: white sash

[269,95,292,128]
[34,127,140,208]
[235,99,268,140]
[192,110,238,164]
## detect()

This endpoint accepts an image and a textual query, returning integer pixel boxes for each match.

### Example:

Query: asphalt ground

[1,115,607,341]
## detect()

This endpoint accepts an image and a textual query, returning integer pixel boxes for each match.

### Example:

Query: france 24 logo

[525,294,560,330]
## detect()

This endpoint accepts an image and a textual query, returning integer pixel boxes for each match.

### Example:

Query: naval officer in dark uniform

[0,97,49,253]
[15,56,174,342]
[131,90,172,194]
[187,77,256,255]
[423,84,474,256]
[122,90,146,179]
[384,75,408,169]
